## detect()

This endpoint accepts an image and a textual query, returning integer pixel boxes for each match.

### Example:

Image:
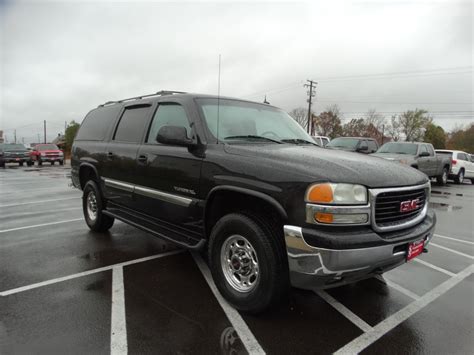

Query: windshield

[326,138,359,149]
[37,144,59,151]
[4,144,26,151]
[197,99,314,143]
[377,142,417,155]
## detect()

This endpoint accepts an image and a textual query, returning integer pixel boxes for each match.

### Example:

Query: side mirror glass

[156,125,192,146]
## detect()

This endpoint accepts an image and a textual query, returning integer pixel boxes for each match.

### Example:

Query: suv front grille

[374,188,426,228]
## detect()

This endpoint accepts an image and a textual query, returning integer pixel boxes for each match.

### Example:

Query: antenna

[217,54,221,143]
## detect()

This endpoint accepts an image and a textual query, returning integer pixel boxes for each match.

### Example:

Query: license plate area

[407,239,425,261]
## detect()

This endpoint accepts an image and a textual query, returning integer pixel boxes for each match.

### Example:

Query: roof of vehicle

[96,90,279,110]
[382,141,426,145]
[435,149,466,153]
[333,137,377,141]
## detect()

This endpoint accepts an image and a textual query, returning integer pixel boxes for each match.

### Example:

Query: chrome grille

[375,188,426,227]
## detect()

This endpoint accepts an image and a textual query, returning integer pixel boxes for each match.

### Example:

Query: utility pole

[304,79,317,134]
[44,120,47,143]
[14,129,17,143]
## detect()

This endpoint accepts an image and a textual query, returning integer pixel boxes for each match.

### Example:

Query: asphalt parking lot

[1,164,473,354]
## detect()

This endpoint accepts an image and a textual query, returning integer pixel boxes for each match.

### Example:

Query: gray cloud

[1,0,472,143]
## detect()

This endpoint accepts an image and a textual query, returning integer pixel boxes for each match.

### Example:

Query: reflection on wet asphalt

[1,164,473,354]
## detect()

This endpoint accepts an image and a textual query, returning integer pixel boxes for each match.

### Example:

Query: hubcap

[86,191,98,221]
[459,171,464,183]
[443,170,447,184]
[221,235,259,292]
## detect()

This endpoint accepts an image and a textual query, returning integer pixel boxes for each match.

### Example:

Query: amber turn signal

[315,212,334,223]
[306,183,333,203]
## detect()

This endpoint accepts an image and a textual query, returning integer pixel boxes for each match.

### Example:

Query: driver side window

[147,103,192,143]
[419,145,428,155]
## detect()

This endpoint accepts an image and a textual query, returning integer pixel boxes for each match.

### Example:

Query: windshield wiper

[281,138,318,146]
[224,135,283,144]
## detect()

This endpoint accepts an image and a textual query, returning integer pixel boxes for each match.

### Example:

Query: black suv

[0,143,34,167]
[326,137,379,154]
[72,91,436,313]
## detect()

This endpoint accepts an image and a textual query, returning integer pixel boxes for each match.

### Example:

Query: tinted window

[327,138,360,149]
[359,140,368,149]
[419,145,428,155]
[321,138,329,146]
[76,105,122,141]
[367,140,378,152]
[147,104,192,143]
[458,153,467,161]
[114,106,151,143]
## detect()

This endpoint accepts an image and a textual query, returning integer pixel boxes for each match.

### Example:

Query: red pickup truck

[31,144,64,165]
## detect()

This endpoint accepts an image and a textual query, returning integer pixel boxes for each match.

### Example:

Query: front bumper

[284,211,436,290]
[4,157,31,163]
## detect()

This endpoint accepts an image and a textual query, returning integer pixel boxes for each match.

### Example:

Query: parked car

[312,135,330,147]
[0,144,4,168]
[325,137,378,154]
[31,143,64,165]
[372,142,451,185]
[72,91,436,313]
[435,150,474,184]
[0,143,34,167]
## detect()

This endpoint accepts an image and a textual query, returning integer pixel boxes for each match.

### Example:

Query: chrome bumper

[284,225,434,289]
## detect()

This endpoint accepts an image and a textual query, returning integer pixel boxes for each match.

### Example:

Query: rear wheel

[27,161,33,166]
[82,180,114,232]
[436,167,448,186]
[208,213,289,314]
[454,169,464,184]
[59,160,64,166]
[19,162,24,166]
[51,161,54,165]
[38,159,42,166]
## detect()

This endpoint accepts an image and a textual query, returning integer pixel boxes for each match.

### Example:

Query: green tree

[448,123,474,152]
[424,123,446,148]
[65,120,80,152]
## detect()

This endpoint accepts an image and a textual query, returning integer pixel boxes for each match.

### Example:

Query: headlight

[306,183,367,205]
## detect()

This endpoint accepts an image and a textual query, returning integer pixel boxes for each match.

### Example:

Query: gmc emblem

[400,199,419,212]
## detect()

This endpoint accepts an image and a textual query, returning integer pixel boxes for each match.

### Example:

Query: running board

[103,209,206,250]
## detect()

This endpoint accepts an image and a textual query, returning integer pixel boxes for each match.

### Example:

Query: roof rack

[98,90,187,107]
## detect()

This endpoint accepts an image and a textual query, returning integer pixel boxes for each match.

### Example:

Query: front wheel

[454,169,464,184]
[38,159,42,166]
[82,180,115,232]
[59,160,64,166]
[19,162,24,166]
[208,213,289,314]
[436,167,448,186]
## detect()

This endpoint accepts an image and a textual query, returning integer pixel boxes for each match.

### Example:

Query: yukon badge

[174,186,196,195]
[400,199,419,212]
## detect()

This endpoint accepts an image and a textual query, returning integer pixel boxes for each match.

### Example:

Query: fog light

[315,212,334,223]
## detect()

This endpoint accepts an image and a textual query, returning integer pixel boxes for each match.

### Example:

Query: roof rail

[98,90,187,107]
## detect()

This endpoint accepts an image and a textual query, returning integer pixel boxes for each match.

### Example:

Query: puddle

[429,202,463,212]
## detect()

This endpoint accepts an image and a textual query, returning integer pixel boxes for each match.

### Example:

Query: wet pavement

[0,164,473,354]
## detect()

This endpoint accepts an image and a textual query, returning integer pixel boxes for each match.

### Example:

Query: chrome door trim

[134,185,192,207]
[103,178,135,192]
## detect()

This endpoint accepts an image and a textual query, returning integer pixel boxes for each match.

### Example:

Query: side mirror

[156,125,193,146]
[419,151,430,157]
[357,145,368,152]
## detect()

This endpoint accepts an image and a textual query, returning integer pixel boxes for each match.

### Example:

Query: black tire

[19,162,24,166]
[51,161,54,165]
[59,160,64,166]
[436,167,448,186]
[27,161,33,166]
[38,159,42,166]
[82,180,114,232]
[454,169,465,184]
[208,213,289,314]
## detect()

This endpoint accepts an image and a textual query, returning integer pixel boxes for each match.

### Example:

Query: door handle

[137,155,148,163]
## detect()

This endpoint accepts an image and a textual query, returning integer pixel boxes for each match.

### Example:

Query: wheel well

[79,165,98,189]
[205,190,285,238]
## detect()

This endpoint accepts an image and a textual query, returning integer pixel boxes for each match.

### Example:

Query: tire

[19,162,24,166]
[38,159,42,166]
[454,169,465,184]
[51,161,54,165]
[27,161,33,166]
[436,167,448,186]
[82,180,114,232]
[208,213,289,314]
[59,160,64,166]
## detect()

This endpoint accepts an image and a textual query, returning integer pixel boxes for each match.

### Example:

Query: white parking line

[2,185,73,193]
[334,265,473,354]
[111,267,128,355]
[0,218,83,234]
[430,243,474,260]
[0,196,79,208]
[192,253,266,355]
[434,234,474,246]
[315,290,373,332]
[1,206,82,219]
[0,250,184,296]
[382,279,420,300]
[414,258,455,277]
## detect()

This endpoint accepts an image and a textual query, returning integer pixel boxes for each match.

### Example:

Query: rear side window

[147,104,192,143]
[458,153,468,161]
[321,138,329,146]
[114,106,151,143]
[427,145,435,156]
[367,140,378,152]
[76,105,121,141]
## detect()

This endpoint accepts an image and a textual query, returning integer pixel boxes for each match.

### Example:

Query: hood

[224,144,427,188]
[39,149,62,153]
[4,149,28,153]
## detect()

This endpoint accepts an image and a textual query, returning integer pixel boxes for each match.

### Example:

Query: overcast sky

[1,0,472,144]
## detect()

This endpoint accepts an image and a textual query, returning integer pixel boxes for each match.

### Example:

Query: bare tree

[398,109,432,141]
[387,115,402,141]
[289,107,308,129]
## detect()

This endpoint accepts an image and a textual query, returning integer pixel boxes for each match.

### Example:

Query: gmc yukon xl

[71,91,436,313]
